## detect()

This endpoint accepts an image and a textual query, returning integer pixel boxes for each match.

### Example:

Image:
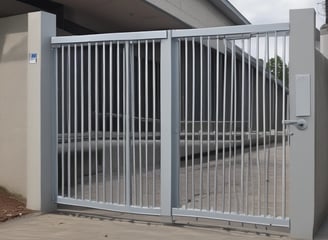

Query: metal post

[289,9,316,240]
[160,30,180,217]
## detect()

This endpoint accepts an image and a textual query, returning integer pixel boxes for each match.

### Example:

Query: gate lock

[282,119,307,130]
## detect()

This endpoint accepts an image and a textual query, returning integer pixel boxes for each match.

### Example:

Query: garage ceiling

[1,0,189,34]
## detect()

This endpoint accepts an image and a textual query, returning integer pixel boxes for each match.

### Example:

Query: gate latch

[282,119,307,130]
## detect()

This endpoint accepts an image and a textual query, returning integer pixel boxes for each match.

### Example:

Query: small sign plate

[29,53,37,64]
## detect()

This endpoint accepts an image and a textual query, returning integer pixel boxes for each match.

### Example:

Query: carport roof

[0,0,249,34]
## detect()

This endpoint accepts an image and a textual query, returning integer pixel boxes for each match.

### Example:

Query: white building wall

[0,14,28,197]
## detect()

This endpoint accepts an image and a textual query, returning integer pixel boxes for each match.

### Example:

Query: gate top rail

[51,23,289,45]
[172,23,289,38]
[51,30,167,45]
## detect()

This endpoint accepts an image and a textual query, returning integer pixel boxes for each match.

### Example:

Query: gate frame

[52,29,168,216]
[167,22,290,228]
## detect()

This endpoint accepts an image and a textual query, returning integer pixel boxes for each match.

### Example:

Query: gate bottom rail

[57,197,161,216]
[172,208,289,227]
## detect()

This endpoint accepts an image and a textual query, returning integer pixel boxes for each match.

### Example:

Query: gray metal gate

[53,31,165,215]
[172,24,290,227]
[52,23,290,228]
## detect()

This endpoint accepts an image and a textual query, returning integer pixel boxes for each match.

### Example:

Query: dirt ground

[0,187,31,223]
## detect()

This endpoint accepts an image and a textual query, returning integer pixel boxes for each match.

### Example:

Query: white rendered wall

[0,14,28,197]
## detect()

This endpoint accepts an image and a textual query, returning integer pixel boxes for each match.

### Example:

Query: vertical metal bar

[233,40,238,212]
[102,42,106,202]
[282,34,287,218]
[80,44,84,200]
[123,44,126,204]
[152,40,156,207]
[125,41,131,206]
[228,40,234,213]
[61,45,65,197]
[191,37,195,209]
[206,37,211,211]
[88,43,92,201]
[199,36,203,210]
[266,35,272,214]
[251,56,255,216]
[74,44,77,199]
[109,42,113,203]
[274,31,278,217]
[138,40,142,206]
[178,38,182,209]
[255,34,261,215]
[263,33,268,215]
[95,42,99,202]
[222,38,227,212]
[67,45,71,198]
[132,43,136,205]
[287,94,290,144]
[184,38,188,208]
[117,41,120,203]
[241,39,245,213]
[55,48,59,199]
[173,37,181,210]
[145,40,149,207]
[214,37,219,211]
[247,38,252,215]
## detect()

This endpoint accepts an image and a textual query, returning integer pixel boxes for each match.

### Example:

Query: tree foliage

[266,56,289,87]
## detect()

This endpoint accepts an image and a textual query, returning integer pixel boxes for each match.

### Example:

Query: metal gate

[53,31,165,215]
[52,23,290,228]
[172,24,290,227]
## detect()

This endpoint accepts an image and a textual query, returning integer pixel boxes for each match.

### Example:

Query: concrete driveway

[0,213,289,240]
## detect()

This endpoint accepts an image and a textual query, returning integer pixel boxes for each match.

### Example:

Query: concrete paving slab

[0,213,289,240]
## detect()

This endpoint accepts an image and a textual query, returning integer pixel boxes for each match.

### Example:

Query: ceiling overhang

[4,0,189,35]
[0,0,249,35]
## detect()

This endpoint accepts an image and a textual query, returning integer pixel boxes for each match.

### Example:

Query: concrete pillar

[26,11,56,211]
[289,9,316,240]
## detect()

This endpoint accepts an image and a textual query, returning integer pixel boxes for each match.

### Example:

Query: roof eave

[209,0,250,25]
